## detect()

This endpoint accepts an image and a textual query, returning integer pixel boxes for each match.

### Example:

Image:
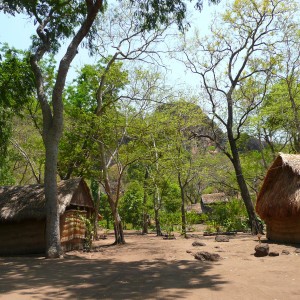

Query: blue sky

[0,3,221,87]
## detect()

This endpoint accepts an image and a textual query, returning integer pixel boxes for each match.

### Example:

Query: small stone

[215,235,230,242]
[281,249,290,255]
[194,251,221,262]
[254,244,269,257]
[186,250,192,254]
[295,249,300,253]
[215,246,220,249]
[192,241,206,247]
[269,251,279,257]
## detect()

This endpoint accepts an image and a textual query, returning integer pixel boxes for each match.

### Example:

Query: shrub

[205,199,249,232]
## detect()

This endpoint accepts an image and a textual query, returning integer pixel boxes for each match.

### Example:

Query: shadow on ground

[0,253,228,299]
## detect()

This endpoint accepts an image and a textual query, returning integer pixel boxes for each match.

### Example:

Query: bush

[160,211,181,236]
[205,199,249,232]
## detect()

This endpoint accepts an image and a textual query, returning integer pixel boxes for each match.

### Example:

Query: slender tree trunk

[153,183,162,236]
[228,129,262,234]
[154,208,162,236]
[111,207,125,244]
[287,81,300,152]
[99,140,125,244]
[225,93,262,235]
[142,168,149,234]
[91,179,100,240]
[178,173,187,237]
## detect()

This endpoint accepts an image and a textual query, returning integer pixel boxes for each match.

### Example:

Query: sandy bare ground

[0,230,300,300]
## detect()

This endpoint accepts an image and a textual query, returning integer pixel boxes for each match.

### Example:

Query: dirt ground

[0,230,300,300]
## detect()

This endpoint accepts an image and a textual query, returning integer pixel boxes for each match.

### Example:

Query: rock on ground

[268,251,279,257]
[192,241,206,247]
[215,235,230,242]
[254,244,269,257]
[194,251,221,261]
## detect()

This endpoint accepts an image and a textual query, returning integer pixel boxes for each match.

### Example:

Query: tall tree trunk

[99,140,125,244]
[91,179,100,240]
[289,97,300,152]
[111,206,125,244]
[44,135,61,258]
[153,183,162,236]
[178,173,187,237]
[154,208,162,236]
[142,168,149,234]
[228,128,262,234]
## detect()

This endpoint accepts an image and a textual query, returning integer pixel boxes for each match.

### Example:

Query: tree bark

[44,135,61,257]
[111,206,125,244]
[154,208,162,236]
[178,173,187,237]
[142,168,149,234]
[228,127,263,234]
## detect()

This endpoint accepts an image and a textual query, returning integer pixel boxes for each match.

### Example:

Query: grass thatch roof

[201,193,228,205]
[186,203,202,213]
[256,153,300,219]
[0,178,93,222]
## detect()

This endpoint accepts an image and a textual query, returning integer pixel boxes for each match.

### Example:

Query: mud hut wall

[266,216,300,243]
[0,219,45,255]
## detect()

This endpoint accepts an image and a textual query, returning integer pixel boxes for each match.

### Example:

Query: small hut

[256,153,300,243]
[201,192,228,213]
[0,178,94,255]
[186,203,202,214]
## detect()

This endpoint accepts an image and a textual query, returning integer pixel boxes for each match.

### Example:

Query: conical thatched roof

[256,153,300,219]
[0,178,93,222]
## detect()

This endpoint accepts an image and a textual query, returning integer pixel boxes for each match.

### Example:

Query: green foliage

[119,182,144,229]
[98,193,113,229]
[1,1,103,53]
[0,45,36,184]
[132,0,220,31]
[159,211,181,236]
[82,216,94,251]
[205,199,249,232]
[186,211,203,226]
[161,181,181,213]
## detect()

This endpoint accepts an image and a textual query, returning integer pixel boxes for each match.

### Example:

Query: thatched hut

[0,178,94,255]
[256,153,300,243]
[201,192,228,213]
[186,203,202,214]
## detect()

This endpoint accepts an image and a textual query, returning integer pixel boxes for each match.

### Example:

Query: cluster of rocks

[254,244,299,257]
[189,235,230,261]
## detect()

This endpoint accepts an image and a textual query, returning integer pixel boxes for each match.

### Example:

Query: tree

[262,23,300,153]
[152,101,208,236]
[1,0,104,257]
[180,0,296,233]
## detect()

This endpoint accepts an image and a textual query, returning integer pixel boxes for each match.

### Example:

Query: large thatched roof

[201,193,228,205]
[256,153,300,219]
[0,178,93,222]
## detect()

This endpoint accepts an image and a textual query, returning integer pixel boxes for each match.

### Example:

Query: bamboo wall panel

[60,210,86,242]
